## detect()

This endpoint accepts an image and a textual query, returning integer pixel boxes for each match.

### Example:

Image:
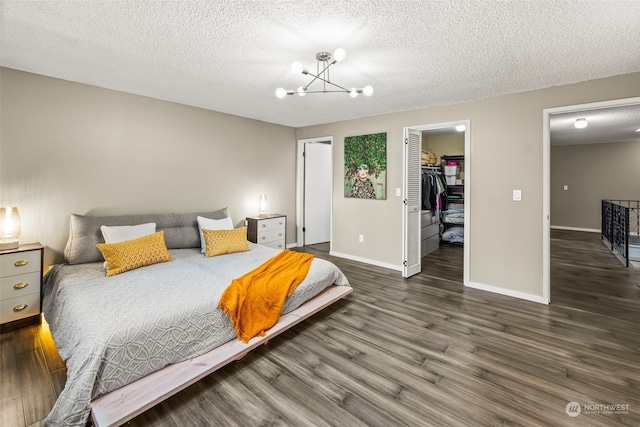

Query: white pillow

[100,223,156,268]
[197,215,233,253]
[101,223,157,243]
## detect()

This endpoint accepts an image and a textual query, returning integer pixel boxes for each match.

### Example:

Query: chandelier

[275,48,373,98]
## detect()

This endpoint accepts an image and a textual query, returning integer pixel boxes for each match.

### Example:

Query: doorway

[402,120,470,281]
[543,96,640,301]
[296,137,333,248]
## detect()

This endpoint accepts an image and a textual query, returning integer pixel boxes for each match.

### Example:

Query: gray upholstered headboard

[64,208,230,265]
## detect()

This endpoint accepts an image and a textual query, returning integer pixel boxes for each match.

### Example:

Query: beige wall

[0,68,297,267]
[551,140,640,230]
[3,66,639,300]
[296,72,640,299]
[422,132,465,164]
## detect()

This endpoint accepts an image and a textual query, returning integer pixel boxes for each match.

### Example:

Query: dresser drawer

[0,249,41,277]
[0,271,41,299]
[421,212,438,227]
[422,222,440,239]
[257,228,285,244]
[421,234,440,256]
[262,240,286,250]
[0,293,40,324]
[256,217,286,232]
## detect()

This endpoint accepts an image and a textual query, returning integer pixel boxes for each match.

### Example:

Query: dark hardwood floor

[1,230,639,426]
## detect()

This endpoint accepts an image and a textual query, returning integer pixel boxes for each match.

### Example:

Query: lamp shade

[0,207,21,250]
[259,194,268,215]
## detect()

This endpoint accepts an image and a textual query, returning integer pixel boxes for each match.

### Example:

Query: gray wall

[0,68,297,267]
[551,140,640,230]
[2,66,639,301]
[296,72,640,300]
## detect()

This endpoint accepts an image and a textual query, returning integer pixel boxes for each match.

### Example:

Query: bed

[42,209,351,427]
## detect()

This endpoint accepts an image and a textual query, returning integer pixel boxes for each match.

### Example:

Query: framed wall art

[344,132,387,200]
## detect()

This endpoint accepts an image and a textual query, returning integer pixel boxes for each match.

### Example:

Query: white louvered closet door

[403,128,422,277]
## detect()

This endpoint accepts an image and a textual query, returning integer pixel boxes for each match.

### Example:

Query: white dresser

[0,243,43,333]
[421,211,440,256]
[246,214,286,250]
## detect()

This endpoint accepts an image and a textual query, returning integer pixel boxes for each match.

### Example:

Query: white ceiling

[1,1,640,129]
[550,104,640,146]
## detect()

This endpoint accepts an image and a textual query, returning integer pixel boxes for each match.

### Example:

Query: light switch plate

[396,188,401,197]
[513,190,522,201]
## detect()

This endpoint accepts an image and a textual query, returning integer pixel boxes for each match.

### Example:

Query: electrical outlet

[359,234,364,243]
[513,190,522,201]
[563,185,568,191]
[396,188,401,197]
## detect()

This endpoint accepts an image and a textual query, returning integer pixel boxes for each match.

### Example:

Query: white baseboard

[465,281,549,304]
[550,225,600,233]
[287,243,299,249]
[329,251,402,272]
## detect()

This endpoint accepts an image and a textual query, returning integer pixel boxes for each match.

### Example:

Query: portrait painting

[344,132,387,200]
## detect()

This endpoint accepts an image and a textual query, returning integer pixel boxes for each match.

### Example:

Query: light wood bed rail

[90,285,352,427]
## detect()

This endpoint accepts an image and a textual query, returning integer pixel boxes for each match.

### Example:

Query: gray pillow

[64,208,230,265]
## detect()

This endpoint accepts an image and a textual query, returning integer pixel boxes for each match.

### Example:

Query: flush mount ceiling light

[574,118,588,129]
[455,125,466,132]
[276,48,373,98]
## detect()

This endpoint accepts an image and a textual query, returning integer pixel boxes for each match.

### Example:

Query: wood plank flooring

[1,230,639,426]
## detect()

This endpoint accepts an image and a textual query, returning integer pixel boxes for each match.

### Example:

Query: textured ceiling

[551,104,640,146]
[1,1,640,128]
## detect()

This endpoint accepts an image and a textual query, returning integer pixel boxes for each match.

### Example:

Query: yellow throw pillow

[203,227,250,257]
[97,230,173,276]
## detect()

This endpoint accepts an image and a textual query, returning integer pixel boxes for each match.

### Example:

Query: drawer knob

[14,282,29,290]
[13,304,28,312]
[261,236,266,240]
[261,223,266,228]
[278,221,283,225]
[278,232,283,236]
[14,259,29,267]
[277,243,283,248]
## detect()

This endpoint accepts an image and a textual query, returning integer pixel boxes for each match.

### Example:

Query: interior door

[303,141,332,245]
[403,128,422,277]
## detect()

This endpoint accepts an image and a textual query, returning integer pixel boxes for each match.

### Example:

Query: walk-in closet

[420,128,466,256]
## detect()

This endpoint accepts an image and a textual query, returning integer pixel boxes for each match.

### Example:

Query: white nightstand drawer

[258,228,285,244]
[256,217,286,232]
[0,249,41,277]
[0,293,40,324]
[0,271,41,299]
[262,240,286,250]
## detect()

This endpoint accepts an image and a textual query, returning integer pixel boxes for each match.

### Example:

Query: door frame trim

[296,136,334,248]
[402,120,470,284]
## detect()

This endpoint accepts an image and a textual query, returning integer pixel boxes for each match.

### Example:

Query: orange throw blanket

[218,250,314,343]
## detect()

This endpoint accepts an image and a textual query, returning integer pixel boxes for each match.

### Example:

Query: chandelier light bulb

[333,48,346,62]
[291,61,304,74]
[574,118,588,129]
[275,88,287,99]
[296,86,306,96]
[363,85,374,96]
[350,88,358,98]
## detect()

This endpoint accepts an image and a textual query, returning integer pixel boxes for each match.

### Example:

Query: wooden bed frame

[90,284,352,427]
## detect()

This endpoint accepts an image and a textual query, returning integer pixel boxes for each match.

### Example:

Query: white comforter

[43,244,349,426]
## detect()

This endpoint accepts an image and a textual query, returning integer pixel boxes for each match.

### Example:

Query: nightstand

[0,243,44,333]
[246,214,286,249]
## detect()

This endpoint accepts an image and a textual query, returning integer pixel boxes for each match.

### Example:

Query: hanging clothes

[421,169,444,215]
